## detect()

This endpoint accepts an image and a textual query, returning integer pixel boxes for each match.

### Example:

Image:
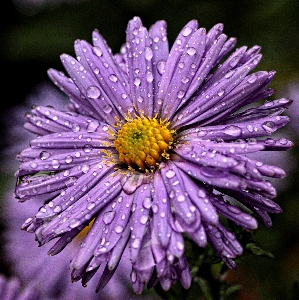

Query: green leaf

[245,243,274,258]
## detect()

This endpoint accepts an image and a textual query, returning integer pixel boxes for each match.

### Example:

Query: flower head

[15,16,293,294]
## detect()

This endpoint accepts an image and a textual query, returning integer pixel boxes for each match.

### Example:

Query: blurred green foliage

[1,0,299,299]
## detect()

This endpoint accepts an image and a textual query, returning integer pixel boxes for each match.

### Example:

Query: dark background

[1,0,299,299]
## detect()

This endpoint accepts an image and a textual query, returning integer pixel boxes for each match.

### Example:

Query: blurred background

[1,0,299,299]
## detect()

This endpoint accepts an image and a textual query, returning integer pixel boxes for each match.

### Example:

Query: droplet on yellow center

[114,117,173,171]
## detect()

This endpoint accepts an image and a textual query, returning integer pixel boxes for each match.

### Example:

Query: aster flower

[15,16,293,294]
[0,274,40,300]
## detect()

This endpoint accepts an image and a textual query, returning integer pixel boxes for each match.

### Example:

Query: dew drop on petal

[51,159,60,169]
[186,47,196,56]
[140,215,148,224]
[177,90,185,99]
[144,46,153,60]
[137,96,144,103]
[92,46,103,57]
[65,156,73,163]
[217,89,225,97]
[134,78,141,86]
[176,241,184,250]
[70,218,80,228]
[165,169,176,178]
[108,74,118,82]
[40,151,50,160]
[87,202,95,210]
[53,205,62,213]
[30,162,38,169]
[131,238,140,249]
[115,225,124,233]
[247,74,257,83]
[142,197,152,209]
[131,270,137,283]
[87,86,101,99]
[182,26,192,37]
[103,211,116,225]
[157,60,166,75]
[262,121,275,133]
[177,195,185,202]
[223,125,242,137]
[103,105,112,114]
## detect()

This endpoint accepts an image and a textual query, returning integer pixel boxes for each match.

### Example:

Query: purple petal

[126,18,154,117]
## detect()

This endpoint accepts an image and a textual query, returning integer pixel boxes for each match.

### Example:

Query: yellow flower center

[114,116,173,171]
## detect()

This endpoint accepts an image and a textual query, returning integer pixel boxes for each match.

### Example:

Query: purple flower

[14,16,293,294]
[0,274,40,300]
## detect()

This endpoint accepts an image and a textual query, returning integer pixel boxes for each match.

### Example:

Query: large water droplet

[262,121,275,133]
[103,211,116,225]
[186,47,196,56]
[92,46,103,57]
[165,169,176,178]
[103,105,112,114]
[157,60,166,75]
[223,125,242,137]
[87,86,101,99]
[143,197,152,209]
[182,26,192,37]
[144,46,153,60]
[40,151,50,160]
[70,218,80,228]
[115,225,124,233]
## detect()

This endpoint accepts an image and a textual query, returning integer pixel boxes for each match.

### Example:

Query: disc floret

[114,115,174,171]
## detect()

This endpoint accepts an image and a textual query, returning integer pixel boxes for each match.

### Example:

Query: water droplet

[217,89,225,97]
[223,125,242,137]
[131,270,137,283]
[70,218,80,228]
[81,165,90,173]
[30,162,38,169]
[51,159,60,169]
[137,96,144,103]
[186,47,196,56]
[40,206,47,213]
[108,74,118,82]
[87,202,95,210]
[103,211,116,225]
[115,225,124,233]
[177,195,185,202]
[247,74,257,83]
[72,124,80,132]
[140,215,148,224]
[177,90,185,99]
[262,121,275,133]
[157,60,166,75]
[134,78,141,86]
[178,62,185,69]
[92,46,103,57]
[131,238,140,249]
[103,105,112,114]
[182,26,192,37]
[246,125,254,133]
[142,197,152,209]
[87,86,101,99]
[181,77,189,84]
[165,169,176,178]
[146,71,154,83]
[225,70,235,78]
[65,155,73,163]
[53,205,62,213]
[176,241,184,250]
[144,46,153,60]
